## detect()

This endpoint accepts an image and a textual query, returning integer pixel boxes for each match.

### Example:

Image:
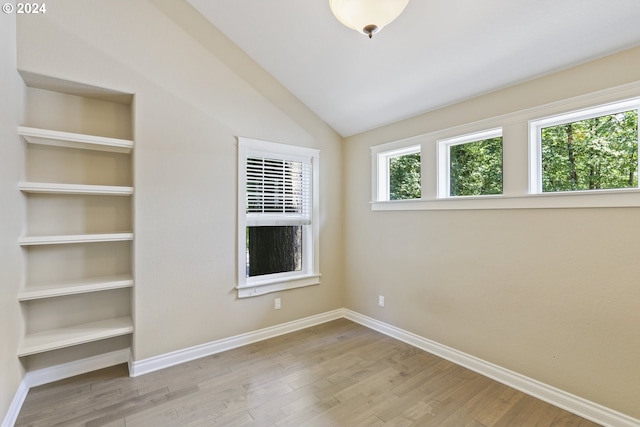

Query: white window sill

[237,274,321,298]
[372,188,640,211]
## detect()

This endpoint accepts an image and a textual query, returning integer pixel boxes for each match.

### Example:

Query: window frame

[372,143,422,202]
[529,98,640,194]
[237,137,320,298]
[369,85,640,211]
[437,128,503,198]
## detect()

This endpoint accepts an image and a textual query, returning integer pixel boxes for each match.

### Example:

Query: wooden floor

[15,319,602,427]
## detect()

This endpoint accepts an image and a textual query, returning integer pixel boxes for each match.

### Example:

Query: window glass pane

[541,110,638,192]
[246,226,302,277]
[246,157,310,215]
[450,137,503,196]
[389,152,421,200]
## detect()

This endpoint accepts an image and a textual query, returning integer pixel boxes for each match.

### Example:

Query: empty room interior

[1,1,640,426]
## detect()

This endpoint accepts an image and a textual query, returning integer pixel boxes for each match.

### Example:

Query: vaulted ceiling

[188,0,640,137]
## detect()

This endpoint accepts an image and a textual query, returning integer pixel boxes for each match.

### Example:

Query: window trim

[237,137,320,298]
[529,98,640,194]
[369,83,640,211]
[437,128,503,198]
[372,143,422,202]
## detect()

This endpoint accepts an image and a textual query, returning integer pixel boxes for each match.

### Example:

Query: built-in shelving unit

[18,80,134,373]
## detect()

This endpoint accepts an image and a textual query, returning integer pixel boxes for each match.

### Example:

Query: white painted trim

[343,309,640,427]
[528,98,640,195]
[372,187,640,210]
[370,82,640,211]
[372,144,421,202]
[1,380,28,427]
[5,310,638,427]
[2,349,130,427]
[237,275,320,298]
[130,309,344,377]
[236,137,321,298]
[437,128,503,198]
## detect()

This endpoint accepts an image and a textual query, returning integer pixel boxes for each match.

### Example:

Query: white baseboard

[129,309,344,377]
[5,309,638,427]
[1,381,28,427]
[343,309,640,427]
[2,349,129,427]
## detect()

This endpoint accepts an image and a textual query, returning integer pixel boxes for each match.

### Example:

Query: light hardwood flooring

[15,319,602,426]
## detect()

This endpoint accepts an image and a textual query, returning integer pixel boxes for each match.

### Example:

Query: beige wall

[16,0,343,364]
[0,11,26,423]
[343,47,640,418]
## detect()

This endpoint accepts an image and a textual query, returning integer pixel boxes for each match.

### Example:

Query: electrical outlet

[275,298,281,310]
[378,295,385,307]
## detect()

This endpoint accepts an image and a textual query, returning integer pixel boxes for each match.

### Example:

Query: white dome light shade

[329,0,409,38]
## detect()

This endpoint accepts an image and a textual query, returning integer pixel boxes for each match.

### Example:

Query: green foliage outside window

[541,110,638,192]
[389,153,421,200]
[450,137,503,196]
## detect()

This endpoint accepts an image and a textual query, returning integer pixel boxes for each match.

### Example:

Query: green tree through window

[389,153,421,200]
[450,137,503,196]
[541,110,638,192]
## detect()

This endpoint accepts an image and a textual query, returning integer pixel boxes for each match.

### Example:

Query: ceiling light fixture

[329,0,409,39]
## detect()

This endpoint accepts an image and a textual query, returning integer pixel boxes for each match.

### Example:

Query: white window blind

[246,154,312,226]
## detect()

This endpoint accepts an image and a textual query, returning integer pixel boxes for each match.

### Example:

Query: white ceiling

[188,0,640,137]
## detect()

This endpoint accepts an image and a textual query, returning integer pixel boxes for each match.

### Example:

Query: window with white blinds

[237,137,320,298]
[246,155,312,226]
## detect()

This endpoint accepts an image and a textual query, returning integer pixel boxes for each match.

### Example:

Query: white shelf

[18,126,133,153]
[18,316,134,357]
[19,182,134,196]
[19,232,134,246]
[18,275,134,301]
